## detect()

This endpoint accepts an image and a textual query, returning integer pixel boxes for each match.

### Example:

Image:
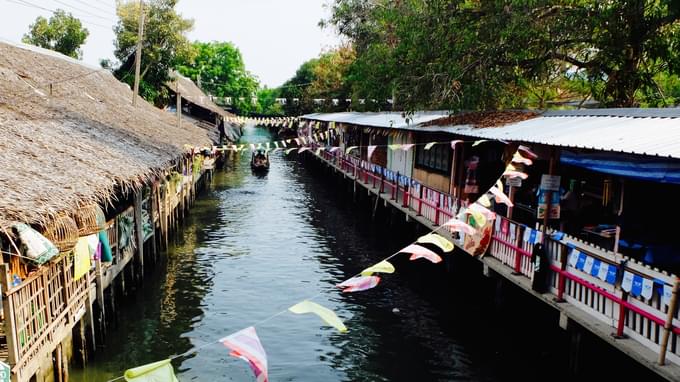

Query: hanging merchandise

[337,276,381,292]
[220,327,269,382]
[73,236,92,281]
[12,222,58,265]
[288,300,348,333]
[124,359,178,382]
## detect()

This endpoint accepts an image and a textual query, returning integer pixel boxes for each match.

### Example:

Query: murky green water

[71,126,663,382]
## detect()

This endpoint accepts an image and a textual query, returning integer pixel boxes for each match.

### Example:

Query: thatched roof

[0,40,212,229]
[166,71,242,143]
[167,71,231,117]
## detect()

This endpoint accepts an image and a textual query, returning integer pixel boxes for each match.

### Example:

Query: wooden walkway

[309,149,680,382]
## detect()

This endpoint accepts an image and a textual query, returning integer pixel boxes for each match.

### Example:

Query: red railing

[306,142,680,366]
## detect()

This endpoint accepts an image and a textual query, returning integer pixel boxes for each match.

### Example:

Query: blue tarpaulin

[560,151,680,184]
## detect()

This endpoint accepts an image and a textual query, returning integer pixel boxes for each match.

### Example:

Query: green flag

[124,359,178,382]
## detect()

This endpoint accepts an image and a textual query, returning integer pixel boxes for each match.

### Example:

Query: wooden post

[541,148,559,245]
[85,270,96,351]
[507,185,516,220]
[0,264,19,373]
[133,191,145,280]
[55,343,63,382]
[94,256,106,340]
[659,278,680,365]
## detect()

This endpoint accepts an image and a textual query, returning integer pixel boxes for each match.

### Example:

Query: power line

[64,0,116,17]
[49,0,117,21]
[6,0,112,29]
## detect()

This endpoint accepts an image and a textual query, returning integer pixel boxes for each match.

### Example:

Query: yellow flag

[124,359,178,382]
[345,146,358,155]
[424,142,437,150]
[361,260,395,276]
[289,300,347,333]
[74,237,91,281]
[472,140,488,147]
[478,194,492,207]
[417,233,454,252]
[285,148,297,155]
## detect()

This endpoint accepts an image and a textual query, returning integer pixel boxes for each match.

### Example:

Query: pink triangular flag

[220,327,268,382]
[367,145,377,161]
[503,170,528,179]
[489,186,514,207]
[399,244,442,263]
[443,219,476,235]
[518,145,538,160]
[337,276,381,292]
[450,140,463,149]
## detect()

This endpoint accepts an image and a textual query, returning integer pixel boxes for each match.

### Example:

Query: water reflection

[72,125,491,382]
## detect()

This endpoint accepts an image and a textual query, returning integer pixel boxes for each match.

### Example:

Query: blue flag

[591,259,601,277]
[631,275,644,297]
[576,253,587,271]
[605,265,618,284]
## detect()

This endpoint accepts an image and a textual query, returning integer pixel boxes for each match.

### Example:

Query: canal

[72,125,661,382]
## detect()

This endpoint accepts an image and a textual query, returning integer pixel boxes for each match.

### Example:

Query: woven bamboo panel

[73,203,105,236]
[43,213,78,253]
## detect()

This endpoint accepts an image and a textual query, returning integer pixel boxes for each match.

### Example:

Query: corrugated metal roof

[543,108,680,118]
[303,110,680,158]
[302,111,449,128]
[440,115,680,159]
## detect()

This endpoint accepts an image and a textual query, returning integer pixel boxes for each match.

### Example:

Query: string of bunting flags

[108,140,534,382]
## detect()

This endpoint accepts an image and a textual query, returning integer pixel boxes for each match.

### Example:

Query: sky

[0,0,341,87]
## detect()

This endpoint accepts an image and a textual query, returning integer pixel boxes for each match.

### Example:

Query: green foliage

[175,41,260,114]
[112,0,195,105]
[22,10,89,59]
[255,87,284,116]
[325,0,680,110]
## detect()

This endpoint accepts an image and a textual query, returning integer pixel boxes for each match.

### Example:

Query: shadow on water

[72,125,664,382]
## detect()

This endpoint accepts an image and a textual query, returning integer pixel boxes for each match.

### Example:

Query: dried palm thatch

[167,71,232,118]
[0,40,212,229]
[167,71,242,142]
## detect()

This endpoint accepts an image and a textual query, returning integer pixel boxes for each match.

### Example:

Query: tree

[277,46,356,115]
[22,10,89,59]
[175,41,259,114]
[326,0,680,109]
[279,58,319,115]
[112,0,195,105]
[255,87,284,116]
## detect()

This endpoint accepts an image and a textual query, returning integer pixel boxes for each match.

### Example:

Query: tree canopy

[112,0,194,105]
[324,0,680,110]
[175,41,259,114]
[22,10,89,59]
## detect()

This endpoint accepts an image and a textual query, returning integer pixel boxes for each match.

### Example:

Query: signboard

[0,361,10,382]
[508,177,522,188]
[540,174,561,191]
[537,189,561,219]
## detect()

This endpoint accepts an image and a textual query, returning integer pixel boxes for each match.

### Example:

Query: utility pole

[132,0,145,106]
[176,81,181,129]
